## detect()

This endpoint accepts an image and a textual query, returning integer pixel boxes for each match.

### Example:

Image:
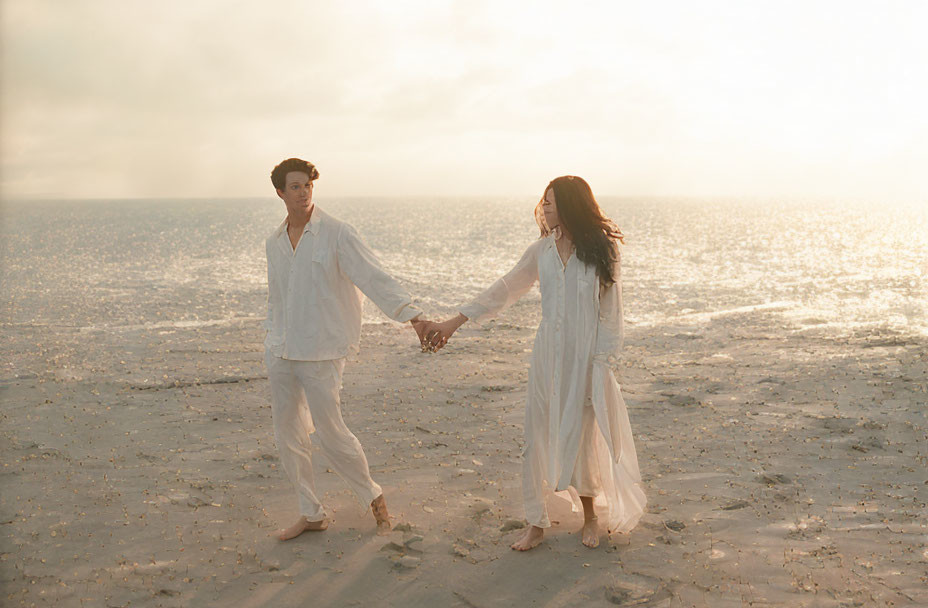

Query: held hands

[410,317,431,349]
[410,314,467,352]
[418,314,468,352]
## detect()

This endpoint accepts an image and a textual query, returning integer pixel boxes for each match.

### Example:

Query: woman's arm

[458,239,542,323]
[593,261,624,365]
[426,239,543,350]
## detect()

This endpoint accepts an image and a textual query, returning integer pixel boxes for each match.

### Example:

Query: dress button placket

[553,263,564,393]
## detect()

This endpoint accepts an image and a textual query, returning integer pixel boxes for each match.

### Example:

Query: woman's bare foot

[276,516,328,541]
[578,495,600,548]
[510,526,545,551]
[371,494,391,532]
[581,517,600,548]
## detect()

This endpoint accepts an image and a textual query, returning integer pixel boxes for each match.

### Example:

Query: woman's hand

[424,314,468,352]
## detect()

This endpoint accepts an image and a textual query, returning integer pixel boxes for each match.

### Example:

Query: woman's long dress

[459,235,646,533]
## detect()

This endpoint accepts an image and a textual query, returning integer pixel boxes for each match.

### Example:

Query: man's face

[277,171,314,214]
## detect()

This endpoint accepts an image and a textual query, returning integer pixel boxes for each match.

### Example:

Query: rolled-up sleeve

[336,225,422,322]
[459,239,541,323]
[593,261,624,365]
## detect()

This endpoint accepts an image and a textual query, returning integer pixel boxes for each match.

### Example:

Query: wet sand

[1,312,926,607]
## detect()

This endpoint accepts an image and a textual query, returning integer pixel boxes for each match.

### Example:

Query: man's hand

[410,316,431,349]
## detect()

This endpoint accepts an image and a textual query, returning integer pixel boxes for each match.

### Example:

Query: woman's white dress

[459,235,646,533]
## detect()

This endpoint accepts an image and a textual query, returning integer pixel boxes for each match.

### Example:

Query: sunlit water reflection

[2,197,925,337]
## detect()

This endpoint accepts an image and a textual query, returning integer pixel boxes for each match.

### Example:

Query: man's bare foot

[511,526,544,551]
[276,516,328,541]
[581,517,600,548]
[371,494,391,532]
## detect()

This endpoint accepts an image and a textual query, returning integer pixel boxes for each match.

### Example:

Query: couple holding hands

[264,158,645,551]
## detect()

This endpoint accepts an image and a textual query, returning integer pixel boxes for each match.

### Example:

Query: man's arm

[336,224,423,323]
[263,240,274,331]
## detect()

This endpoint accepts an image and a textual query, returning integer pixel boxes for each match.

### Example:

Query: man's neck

[287,205,314,232]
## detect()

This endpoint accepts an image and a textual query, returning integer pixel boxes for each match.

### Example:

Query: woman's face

[542,188,560,233]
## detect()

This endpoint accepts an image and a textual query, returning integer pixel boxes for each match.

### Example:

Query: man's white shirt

[264,206,421,360]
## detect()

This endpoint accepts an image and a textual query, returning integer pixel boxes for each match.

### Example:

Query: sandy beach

[2,308,926,607]
[4,0,928,603]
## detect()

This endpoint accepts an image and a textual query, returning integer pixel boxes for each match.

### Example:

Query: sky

[1,0,926,200]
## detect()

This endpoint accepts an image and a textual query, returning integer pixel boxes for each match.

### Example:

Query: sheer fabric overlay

[460,236,646,533]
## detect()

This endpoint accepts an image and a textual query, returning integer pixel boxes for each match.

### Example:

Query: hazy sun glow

[1,0,926,200]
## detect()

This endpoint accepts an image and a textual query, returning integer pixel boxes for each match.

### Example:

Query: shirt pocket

[311,239,338,284]
[311,241,331,266]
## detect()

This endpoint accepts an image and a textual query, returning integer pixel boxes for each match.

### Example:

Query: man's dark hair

[271,158,320,190]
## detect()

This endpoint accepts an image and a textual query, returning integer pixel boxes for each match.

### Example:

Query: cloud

[1,0,926,200]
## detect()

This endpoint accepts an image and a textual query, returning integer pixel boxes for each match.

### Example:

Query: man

[264,158,427,540]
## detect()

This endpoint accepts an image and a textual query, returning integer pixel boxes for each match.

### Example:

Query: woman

[424,176,646,551]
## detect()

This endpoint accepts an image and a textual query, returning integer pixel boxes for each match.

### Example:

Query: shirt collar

[306,206,322,234]
[276,205,323,237]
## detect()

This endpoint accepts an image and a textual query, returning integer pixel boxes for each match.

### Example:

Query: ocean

[2,196,926,338]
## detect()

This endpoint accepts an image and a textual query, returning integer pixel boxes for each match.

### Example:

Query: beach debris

[757,473,792,486]
[667,394,697,407]
[500,519,526,532]
[392,555,421,570]
[452,544,470,558]
[382,535,425,571]
[823,417,855,433]
[663,520,685,531]
[861,436,885,449]
[186,496,210,508]
[604,578,670,606]
[481,385,513,392]
[639,514,666,530]
[380,541,406,554]
[167,492,190,504]
[403,535,424,553]
[787,516,826,539]
[451,543,482,564]
[720,500,750,510]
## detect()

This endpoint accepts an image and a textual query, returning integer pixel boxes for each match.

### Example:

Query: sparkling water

[2,197,926,337]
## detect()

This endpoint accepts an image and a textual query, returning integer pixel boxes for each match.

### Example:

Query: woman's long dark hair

[533,176,624,285]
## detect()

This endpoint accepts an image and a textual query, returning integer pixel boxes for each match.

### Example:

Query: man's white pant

[265,352,382,520]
